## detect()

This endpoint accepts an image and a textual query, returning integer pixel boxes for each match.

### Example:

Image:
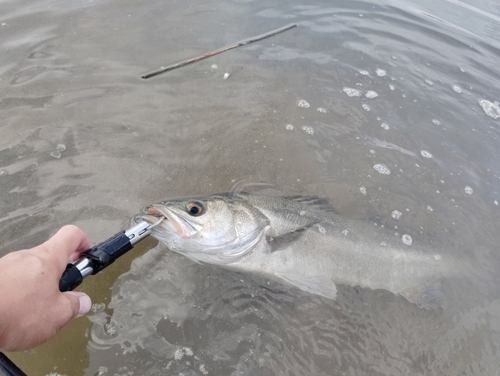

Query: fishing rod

[0,218,163,376]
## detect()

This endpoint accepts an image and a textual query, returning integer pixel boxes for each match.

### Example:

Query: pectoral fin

[275,273,337,300]
[266,222,320,253]
[400,278,445,309]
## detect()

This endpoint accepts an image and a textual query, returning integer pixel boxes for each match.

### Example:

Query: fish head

[134,194,269,264]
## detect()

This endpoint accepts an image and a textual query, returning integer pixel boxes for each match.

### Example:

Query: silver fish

[134,192,446,308]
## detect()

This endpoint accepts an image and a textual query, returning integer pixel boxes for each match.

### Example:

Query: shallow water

[1,0,500,374]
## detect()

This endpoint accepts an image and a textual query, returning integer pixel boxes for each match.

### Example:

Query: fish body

[135,192,445,308]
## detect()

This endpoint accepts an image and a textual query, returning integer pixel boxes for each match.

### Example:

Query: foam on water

[373,163,391,175]
[427,205,434,212]
[301,126,314,135]
[402,234,413,246]
[421,150,433,158]
[362,104,370,111]
[285,124,294,130]
[452,85,462,93]
[343,87,362,97]
[391,210,402,220]
[316,107,327,113]
[359,186,367,195]
[297,99,310,108]
[464,186,474,194]
[365,90,378,98]
[381,122,390,130]
[376,69,386,77]
[478,99,500,119]
[359,70,369,75]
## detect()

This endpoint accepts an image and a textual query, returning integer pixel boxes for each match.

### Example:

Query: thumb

[60,292,92,320]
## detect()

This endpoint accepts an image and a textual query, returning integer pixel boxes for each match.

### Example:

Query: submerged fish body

[135,192,445,308]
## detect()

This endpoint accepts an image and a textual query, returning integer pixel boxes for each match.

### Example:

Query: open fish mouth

[138,204,199,238]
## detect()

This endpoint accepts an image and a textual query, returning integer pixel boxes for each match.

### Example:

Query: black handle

[59,264,84,292]
[58,231,133,292]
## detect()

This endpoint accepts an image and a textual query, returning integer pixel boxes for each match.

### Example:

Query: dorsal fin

[284,195,338,214]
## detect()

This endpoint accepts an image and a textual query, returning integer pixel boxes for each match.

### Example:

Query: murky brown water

[2,0,500,375]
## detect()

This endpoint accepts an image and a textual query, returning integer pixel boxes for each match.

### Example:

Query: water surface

[1,0,500,375]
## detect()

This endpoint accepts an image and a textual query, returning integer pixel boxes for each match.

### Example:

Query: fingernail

[77,295,92,317]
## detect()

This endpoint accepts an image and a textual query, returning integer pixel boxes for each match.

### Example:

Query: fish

[133,192,446,308]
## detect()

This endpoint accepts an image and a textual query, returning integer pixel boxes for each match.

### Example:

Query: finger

[41,225,91,271]
[55,292,92,328]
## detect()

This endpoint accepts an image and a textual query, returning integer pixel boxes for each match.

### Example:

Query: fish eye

[186,201,205,216]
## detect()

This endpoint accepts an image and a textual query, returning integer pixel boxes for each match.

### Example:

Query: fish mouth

[139,204,199,238]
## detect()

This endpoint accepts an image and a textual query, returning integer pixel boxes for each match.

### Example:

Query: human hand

[0,225,92,352]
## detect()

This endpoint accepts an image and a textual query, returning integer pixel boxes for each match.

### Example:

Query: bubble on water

[452,85,462,93]
[316,224,326,234]
[402,234,413,246]
[362,103,370,111]
[297,99,310,108]
[285,124,294,130]
[380,241,387,246]
[50,151,61,159]
[427,205,434,212]
[369,149,376,154]
[464,186,474,194]
[96,366,108,376]
[299,210,306,216]
[381,122,390,130]
[365,91,379,98]
[421,150,432,158]
[359,70,369,75]
[317,107,327,113]
[434,254,442,261]
[174,348,184,360]
[478,99,500,119]
[373,163,391,175]
[199,364,209,375]
[359,186,367,195]
[494,200,498,206]
[342,230,349,236]
[425,79,433,86]
[211,64,218,69]
[91,303,106,313]
[223,72,230,79]
[0,170,6,176]
[432,119,441,125]
[343,87,362,97]
[376,69,386,77]
[301,126,314,135]
[104,323,117,336]
[57,143,66,152]
[391,210,402,221]
[389,84,395,90]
